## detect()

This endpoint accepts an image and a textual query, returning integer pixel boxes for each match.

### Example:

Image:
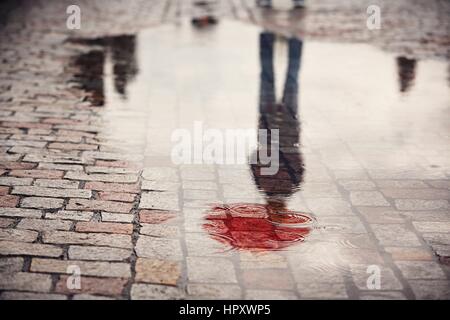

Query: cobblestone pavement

[0,0,449,300]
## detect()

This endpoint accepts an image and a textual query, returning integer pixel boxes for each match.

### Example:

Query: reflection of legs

[259,32,276,113]
[282,38,302,115]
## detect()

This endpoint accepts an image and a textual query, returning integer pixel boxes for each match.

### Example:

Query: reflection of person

[251,32,304,223]
[257,0,305,9]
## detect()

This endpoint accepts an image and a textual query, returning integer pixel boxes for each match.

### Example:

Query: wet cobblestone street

[0,0,449,300]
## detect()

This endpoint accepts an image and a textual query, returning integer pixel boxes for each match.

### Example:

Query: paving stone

[76,222,133,235]
[17,218,72,231]
[0,272,52,292]
[385,247,434,261]
[30,258,131,278]
[55,276,127,296]
[357,207,406,224]
[42,231,132,249]
[139,224,179,238]
[84,181,140,193]
[242,269,294,290]
[395,199,449,210]
[427,180,450,189]
[375,180,429,189]
[338,180,376,191]
[38,163,84,171]
[350,264,403,290]
[139,192,180,211]
[0,195,19,207]
[298,282,348,299]
[239,252,288,269]
[139,210,177,224]
[48,142,97,150]
[0,177,33,186]
[101,212,134,223]
[183,189,218,200]
[45,210,93,221]
[9,169,64,179]
[65,171,138,183]
[0,186,9,195]
[245,289,297,300]
[396,261,447,279]
[0,208,42,218]
[21,197,64,209]
[359,291,407,300]
[305,198,354,216]
[182,181,218,190]
[72,294,114,300]
[412,221,450,233]
[371,224,422,246]
[34,179,80,189]
[187,257,237,283]
[136,236,182,260]
[13,186,91,198]
[0,257,24,273]
[381,188,450,200]
[187,284,242,299]
[135,258,181,285]
[68,245,131,261]
[66,199,133,213]
[86,166,138,174]
[0,217,15,228]
[0,161,37,170]
[0,228,38,242]
[0,241,63,257]
[141,180,180,192]
[98,191,136,202]
[142,167,178,181]
[409,280,450,299]
[350,191,390,206]
[0,291,67,300]
[131,283,184,300]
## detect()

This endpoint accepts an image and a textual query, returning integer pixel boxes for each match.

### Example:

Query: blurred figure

[257,0,305,9]
[251,32,304,223]
[396,56,417,93]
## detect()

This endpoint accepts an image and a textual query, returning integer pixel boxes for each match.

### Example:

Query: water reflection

[69,35,138,105]
[203,32,315,251]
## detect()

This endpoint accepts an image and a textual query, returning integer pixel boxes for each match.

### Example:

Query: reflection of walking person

[257,0,305,9]
[251,32,305,224]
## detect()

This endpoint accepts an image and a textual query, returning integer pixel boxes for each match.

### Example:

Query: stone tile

[131,284,184,300]
[0,177,33,186]
[182,181,217,190]
[0,257,24,273]
[12,186,91,198]
[75,222,133,235]
[183,189,218,200]
[0,291,67,300]
[298,282,348,299]
[239,252,288,269]
[375,180,429,189]
[305,198,354,216]
[135,258,181,285]
[381,188,449,200]
[0,217,15,228]
[359,291,407,300]
[84,181,140,193]
[242,269,294,290]
[141,180,180,192]
[55,276,127,296]
[86,166,138,174]
[139,192,179,211]
[371,224,422,246]
[0,272,52,292]
[0,208,42,218]
[65,171,139,183]
[142,167,179,182]
[0,241,62,257]
[245,290,297,300]
[42,231,132,249]
[98,191,136,202]
[0,186,9,195]
[139,224,179,238]
[395,199,448,210]
[72,294,114,300]
[412,221,450,233]
[101,212,134,223]
[21,197,64,209]
[45,210,93,221]
[0,228,37,243]
[9,169,63,179]
[66,199,133,213]
[187,284,242,299]
[34,179,80,189]
[357,207,406,224]
[17,218,72,231]
[68,245,131,261]
[187,257,237,283]
[30,258,131,278]
[338,180,376,191]
[139,210,177,224]
[395,261,447,279]
[136,236,182,260]
[385,247,434,261]
[350,191,390,206]
[409,280,450,299]
[0,195,19,207]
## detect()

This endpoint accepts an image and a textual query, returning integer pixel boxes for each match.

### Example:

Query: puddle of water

[68,19,449,280]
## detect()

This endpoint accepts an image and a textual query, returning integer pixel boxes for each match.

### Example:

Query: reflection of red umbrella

[203,203,315,251]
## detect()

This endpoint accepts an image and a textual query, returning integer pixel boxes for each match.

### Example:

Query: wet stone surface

[0,0,449,300]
